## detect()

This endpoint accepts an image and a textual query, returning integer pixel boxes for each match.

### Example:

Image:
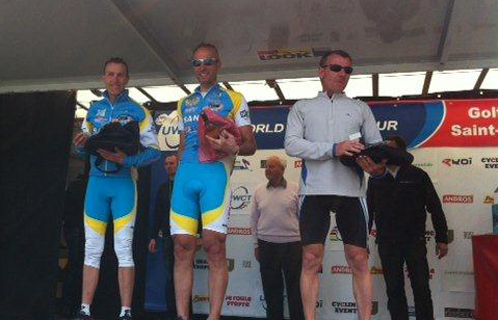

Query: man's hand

[73,132,89,148]
[148,239,157,253]
[335,140,365,157]
[356,156,387,177]
[97,148,127,165]
[254,247,260,262]
[436,242,448,259]
[206,129,239,155]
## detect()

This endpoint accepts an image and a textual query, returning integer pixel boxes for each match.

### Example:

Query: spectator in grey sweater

[250,156,304,320]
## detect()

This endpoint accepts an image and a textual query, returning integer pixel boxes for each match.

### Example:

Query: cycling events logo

[234,159,252,171]
[155,111,180,151]
[442,157,472,167]
[481,157,498,169]
[231,186,252,210]
[331,301,379,315]
[443,195,474,204]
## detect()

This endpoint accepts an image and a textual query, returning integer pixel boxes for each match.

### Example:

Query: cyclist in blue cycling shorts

[171,43,256,320]
[73,57,160,320]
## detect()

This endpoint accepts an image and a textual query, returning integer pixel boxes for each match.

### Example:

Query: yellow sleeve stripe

[139,105,152,132]
[226,90,243,120]
[177,97,186,119]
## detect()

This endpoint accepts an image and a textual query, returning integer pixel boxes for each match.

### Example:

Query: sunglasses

[321,64,353,74]
[191,57,217,67]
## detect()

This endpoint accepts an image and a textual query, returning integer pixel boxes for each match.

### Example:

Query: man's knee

[345,246,369,273]
[115,237,134,267]
[202,232,227,265]
[302,246,323,273]
[173,236,196,261]
[84,235,105,268]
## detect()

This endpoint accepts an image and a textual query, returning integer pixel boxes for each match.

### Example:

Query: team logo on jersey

[185,96,200,107]
[96,109,106,118]
[240,109,249,119]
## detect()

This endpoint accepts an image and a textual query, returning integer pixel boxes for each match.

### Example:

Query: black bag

[84,121,141,173]
[340,141,414,168]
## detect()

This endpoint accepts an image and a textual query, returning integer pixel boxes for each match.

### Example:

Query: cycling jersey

[80,90,160,178]
[170,84,251,235]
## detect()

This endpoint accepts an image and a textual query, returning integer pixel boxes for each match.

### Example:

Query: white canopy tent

[1,0,497,101]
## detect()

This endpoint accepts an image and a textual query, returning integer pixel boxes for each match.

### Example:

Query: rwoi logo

[444,308,474,318]
[443,195,473,203]
[226,295,251,307]
[442,157,472,166]
[331,301,379,315]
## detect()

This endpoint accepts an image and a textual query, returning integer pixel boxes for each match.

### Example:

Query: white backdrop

[191,147,497,320]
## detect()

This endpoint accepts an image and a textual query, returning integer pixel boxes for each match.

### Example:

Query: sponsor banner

[250,106,289,149]
[147,105,498,319]
[423,100,498,147]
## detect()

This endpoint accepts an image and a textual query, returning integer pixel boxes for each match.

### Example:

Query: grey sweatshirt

[250,180,301,247]
[285,92,382,197]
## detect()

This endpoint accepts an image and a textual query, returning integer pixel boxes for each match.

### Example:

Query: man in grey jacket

[285,50,382,320]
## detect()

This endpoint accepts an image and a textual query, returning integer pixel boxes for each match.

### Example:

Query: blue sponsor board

[250,106,289,150]
[369,101,445,148]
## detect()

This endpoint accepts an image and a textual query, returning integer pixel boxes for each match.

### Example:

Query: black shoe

[118,309,133,320]
[73,311,94,320]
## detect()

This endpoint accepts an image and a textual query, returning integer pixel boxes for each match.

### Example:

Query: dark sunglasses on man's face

[321,64,354,74]
[191,57,217,67]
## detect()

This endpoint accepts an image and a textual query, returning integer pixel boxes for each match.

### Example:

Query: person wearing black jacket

[363,136,449,320]
[148,154,178,318]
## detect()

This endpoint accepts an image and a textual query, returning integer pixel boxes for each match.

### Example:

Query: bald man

[250,156,304,320]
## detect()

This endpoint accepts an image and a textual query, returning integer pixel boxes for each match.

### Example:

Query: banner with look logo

[146,99,498,320]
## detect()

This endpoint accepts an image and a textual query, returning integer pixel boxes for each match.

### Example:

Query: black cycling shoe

[73,311,94,320]
[118,309,133,320]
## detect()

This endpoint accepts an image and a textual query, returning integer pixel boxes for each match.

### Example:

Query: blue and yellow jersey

[80,90,160,178]
[177,84,251,163]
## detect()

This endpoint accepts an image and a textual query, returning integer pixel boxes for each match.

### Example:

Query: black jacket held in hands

[367,164,449,244]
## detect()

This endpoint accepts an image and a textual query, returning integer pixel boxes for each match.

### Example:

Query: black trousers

[378,240,434,320]
[258,240,304,320]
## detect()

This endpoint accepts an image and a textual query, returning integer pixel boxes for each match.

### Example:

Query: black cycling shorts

[299,195,369,248]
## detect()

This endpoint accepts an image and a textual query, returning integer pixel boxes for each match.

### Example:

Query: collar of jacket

[102,89,130,105]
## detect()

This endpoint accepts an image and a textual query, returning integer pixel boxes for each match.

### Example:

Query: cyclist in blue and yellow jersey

[171,43,256,320]
[73,57,160,320]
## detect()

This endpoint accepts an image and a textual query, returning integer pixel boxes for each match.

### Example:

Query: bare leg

[344,244,372,320]
[202,230,228,320]
[81,265,100,305]
[173,235,197,319]
[300,244,324,320]
[118,267,135,307]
